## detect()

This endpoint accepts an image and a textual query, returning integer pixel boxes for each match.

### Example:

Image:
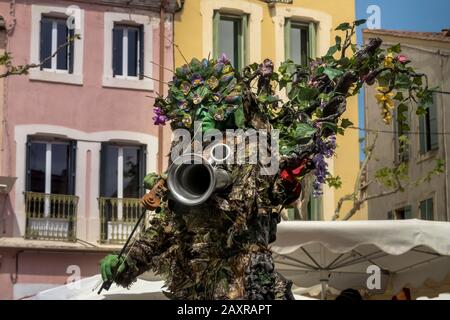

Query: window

[285,19,316,65]
[26,138,77,195]
[24,137,77,241]
[388,205,412,220]
[40,16,74,73]
[112,24,144,79]
[103,12,153,90]
[419,96,438,154]
[30,5,84,85]
[307,193,323,221]
[395,107,409,162]
[213,12,247,70]
[99,143,147,243]
[100,143,147,199]
[419,198,434,221]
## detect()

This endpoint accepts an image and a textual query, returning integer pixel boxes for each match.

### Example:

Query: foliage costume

[100,20,432,300]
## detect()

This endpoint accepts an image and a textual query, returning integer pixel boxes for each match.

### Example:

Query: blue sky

[355,0,450,159]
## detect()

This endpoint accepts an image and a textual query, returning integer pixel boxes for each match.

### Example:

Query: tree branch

[0,34,80,79]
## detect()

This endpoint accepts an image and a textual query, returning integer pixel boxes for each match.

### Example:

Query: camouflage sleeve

[113,217,173,287]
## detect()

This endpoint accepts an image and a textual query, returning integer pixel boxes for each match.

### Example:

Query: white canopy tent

[31,274,316,300]
[272,219,450,300]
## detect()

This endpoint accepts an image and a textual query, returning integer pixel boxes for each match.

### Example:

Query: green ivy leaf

[395,73,411,89]
[297,87,319,101]
[354,19,367,26]
[323,67,344,80]
[326,45,339,57]
[388,43,402,54]
[292,123,317,141]
[341,118,354,129]
[335,22,351,31]
[234,105,245,128]
[393,91,404,101]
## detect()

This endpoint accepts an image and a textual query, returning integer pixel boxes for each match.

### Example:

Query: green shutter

[387,211,394,220]
[213,11,220,60]
[429,97,438,150]
[419,114,427,154]
[284,18,291,60]
[308,22,316,59]
[419,201,425,220]
[308,193,323,221]
[404,205,412,219]
[239,14,248,69]
[428,198,434,220]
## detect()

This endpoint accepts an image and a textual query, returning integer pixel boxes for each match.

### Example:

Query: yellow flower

[384,53,394,68]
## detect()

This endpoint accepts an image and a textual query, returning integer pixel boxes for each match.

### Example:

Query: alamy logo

[66,5,81,31]
[366,265,381,290]
[366,5,381,30]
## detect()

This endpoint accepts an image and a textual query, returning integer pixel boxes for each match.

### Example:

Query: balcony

[98,197,147,244]
[24,192,79,242]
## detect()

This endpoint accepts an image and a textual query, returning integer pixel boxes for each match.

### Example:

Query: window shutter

[419,200,426,220]
[308,21,316,59]
[387,211,394,220]
[68,27,75,74]
[68,140,77,195]
[139,25,144,80]
[138,145,147,197]
[429,97,438,150]
[284,18,291,60]
[404,205,412,219]
[112,27,123,77]
[419,114,426,154]
[241,14,248,68]
[99,143,108,197]
[25,138,32,191]
[40,20,44,70]
[213,11,220,59]
[40,19,53,70]
[56,20,68,71]
[428,198,434,220]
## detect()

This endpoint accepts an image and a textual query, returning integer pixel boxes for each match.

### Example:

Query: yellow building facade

[174,0,364,220]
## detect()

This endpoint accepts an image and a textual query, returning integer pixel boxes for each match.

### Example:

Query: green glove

[100,254,126,282]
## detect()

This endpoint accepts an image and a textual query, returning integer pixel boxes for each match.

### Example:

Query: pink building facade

[0,0,176,299]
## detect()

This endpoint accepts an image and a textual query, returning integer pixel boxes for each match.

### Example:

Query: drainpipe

[157,1,166,173]
[440,51,449,221]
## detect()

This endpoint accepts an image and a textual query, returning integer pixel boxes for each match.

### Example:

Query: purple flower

[312,135,337,195]
[213,62,224,75]
[180,81,192,95]
[220,72,234,83]
[224,93,241,105]
[217,53,231,65]
[212,92,222,103]
[153,107,168,125]
[206,76,219,90]
[177,100,188,110]
[192,93,203,105]
[190,73,204,86]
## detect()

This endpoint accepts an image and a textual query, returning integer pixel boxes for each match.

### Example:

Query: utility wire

[349,126,450,135]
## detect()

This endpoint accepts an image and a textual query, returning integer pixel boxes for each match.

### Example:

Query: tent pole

[320,280,328,300]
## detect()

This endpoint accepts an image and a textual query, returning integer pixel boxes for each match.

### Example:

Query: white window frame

[200,0,262,64]
[113,25,141,80]
[103,12,154,91]
[28,140,70,215]
[41,19,71,73]
[29,4,84,85]
[271,5,332,68]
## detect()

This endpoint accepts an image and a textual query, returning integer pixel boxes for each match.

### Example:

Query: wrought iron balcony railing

[24,192,78,242]
[98,197,147,244]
